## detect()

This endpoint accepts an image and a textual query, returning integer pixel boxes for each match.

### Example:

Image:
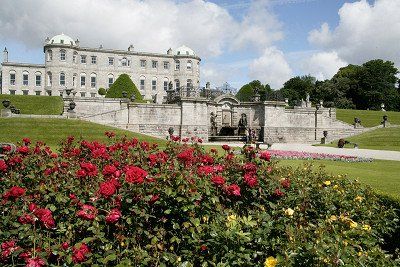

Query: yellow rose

[264,256,278,267]
[285,208,294,216]
[349,220,358,229]
[329,215,337,222]
[227,214,237,222]
[362,224,371,231]
[323,180,331,186]
[354,196,363,202]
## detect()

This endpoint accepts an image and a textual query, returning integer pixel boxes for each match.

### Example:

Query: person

[251,129,256,142]
[245,128,249,143]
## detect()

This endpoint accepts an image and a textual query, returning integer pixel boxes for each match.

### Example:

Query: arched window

[22,71,29,86]
[139,76,146,91]
[121,57,127,67]
[59,72,66,86]
[163,77,169,91]
[47,50,53,61]
[186,60,192,70]
[80,73,86,88]
[60,49,66,61]
[187,79,192,89]
[9,70,16,85]
[175,79,180,90]
[47,71,52,86]
[152,77,157,91]
[108,74,114,88]
[175,60,180,71]
[72,74,77,87]
[90,73,96,88]
[73,52,78,63]
[35,71,42,86]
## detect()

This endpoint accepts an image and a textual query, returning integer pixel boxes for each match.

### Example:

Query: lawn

[0,94,64,115]
[336,108,400,127]
[319,126,400,151]
[0,117,165,149]
[277,159,400,200]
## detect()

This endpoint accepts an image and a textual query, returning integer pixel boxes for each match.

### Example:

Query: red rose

[3,186,26,199]
[28,203,37,212]
[61,242,69,250]
[102,165,117,176]
[197,166,214,176]
[18,214,35,224]
[211,175,225,186]
[259,151,271,161]
[148,194,160,205]
[77,205,98,221]
[18,146,30,154]
[280,178,291,188]
[34,208,55,229]
[222,144,231,151]
[76,169,86,178]
[274,188,285,197]
[243,162,257,174]
[244,173,258,188]
[225,184,241,196]
[0,160,7,172]
[98,180,116,198]
[72,243,90,264]
[125,166,147,184]
[25,257,46,267]
[105,208,122,224]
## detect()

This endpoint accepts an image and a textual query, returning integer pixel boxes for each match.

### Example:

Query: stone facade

[1,34,200,100]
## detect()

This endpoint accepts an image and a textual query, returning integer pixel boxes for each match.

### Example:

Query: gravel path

[204,142,400,161]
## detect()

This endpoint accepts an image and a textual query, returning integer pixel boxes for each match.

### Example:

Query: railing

[166,86,203,102]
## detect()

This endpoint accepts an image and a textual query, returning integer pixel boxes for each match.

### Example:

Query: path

[203,142,400,161]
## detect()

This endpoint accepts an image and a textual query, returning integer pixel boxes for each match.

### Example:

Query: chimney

[167,48,172,55]
[45,37,50,44]
[128,44,134,51]
[3,47,8,63]
[75,38,80,47]
[206,82,210,89]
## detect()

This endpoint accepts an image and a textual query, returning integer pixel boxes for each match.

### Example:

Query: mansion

[0,34,201,99]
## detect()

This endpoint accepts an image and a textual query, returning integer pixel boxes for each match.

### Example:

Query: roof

[48,33,75,46]
[174,45,196,56]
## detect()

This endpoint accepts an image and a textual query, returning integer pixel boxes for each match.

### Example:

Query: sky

[1,0,398,90]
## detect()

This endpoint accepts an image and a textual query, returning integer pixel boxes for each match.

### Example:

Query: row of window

[9,72,42,86]
[46,50,195,70]
[8,89,98,98]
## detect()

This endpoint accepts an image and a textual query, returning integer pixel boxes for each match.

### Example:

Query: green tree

[98,88,106,96]
[236,80,274,102]
[105,74,143,100]
[281,75,316,106]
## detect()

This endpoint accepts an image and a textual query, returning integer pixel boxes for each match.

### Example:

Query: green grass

[320,126,400,151]
[0,118,165,150]
[277,159,400,200]
[0,94,64,115]
[336,108,400,127]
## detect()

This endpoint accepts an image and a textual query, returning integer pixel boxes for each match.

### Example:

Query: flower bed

[268,149,373,162]
[0,136,398,266]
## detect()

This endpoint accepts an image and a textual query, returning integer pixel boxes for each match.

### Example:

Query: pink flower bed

[267,150,373,162]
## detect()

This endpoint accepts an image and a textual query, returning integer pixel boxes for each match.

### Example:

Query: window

[47,72,52,86]
[163,78,169,91]
[175,60,180,71]
[81,55,87,64]
[60,49,66,61]
[108,57,114,66]
[47,50,53,61]
[23,73,29,86]
[35,91,41,96]
[187,79,192,88]
[35,74,41,86]
[187,60,192,70]
[90,74,96,88]
[60,72,66,86]
[80,92,86,97]
[121,57,127,67]
[152,78,157,90]
[163,61,169,70]
[140,76,145,91]
[73,52,78,63]
[108,74,114,88]
[23,90,29,95]
[80,74,86,87]
[140,60,146,68]
[152,61,158,69]
[91,56,97,64]
[91,93,96,98]
[9,72,16,85]
[10,90,16,95]
[73,74,77,87]
[175,79,180,89]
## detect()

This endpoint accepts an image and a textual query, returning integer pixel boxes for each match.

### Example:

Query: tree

[105,74,143,100]
[98,88,106,96]
[236,80,273,102]
[281,75,316,106]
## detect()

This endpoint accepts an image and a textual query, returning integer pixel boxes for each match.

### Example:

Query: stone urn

[69,101,76,111]
[2,99,10,108]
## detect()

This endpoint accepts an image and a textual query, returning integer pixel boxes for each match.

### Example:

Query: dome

[174,45,196,56]
[48,33,75,46]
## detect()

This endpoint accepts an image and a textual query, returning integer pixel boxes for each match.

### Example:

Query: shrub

[0,137,398,266]
[98,88,106,96]
[236,84,253,102]
[105,74,143,100]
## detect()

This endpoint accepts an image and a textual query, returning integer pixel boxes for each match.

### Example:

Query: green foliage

[105,74,143,100]
[98,87,106,96]
[0,94,63,115]
[236,84,254,101]
[281,76,316,106]
[236,80,273,102]
[0,140,398,266]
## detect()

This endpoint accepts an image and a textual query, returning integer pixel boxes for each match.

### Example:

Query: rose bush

[0,135,399,266]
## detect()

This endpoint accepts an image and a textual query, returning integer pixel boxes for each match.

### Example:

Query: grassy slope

[336,108,400,127]
[0,94,64,115]
[0,118,165,149]
[277,159,400,200]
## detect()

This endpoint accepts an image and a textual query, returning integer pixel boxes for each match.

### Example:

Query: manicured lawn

[0,94,64,115]
[277,159,400,200]
[0,118,165,149]
[319,126,400,151]
[336,108,400,127]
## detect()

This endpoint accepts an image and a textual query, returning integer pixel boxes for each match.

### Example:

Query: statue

[210,112,217,136]
[306,93,310,102]
[238,113,248,135]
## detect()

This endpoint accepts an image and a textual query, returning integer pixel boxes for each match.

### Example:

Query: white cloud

[308,0,400,66]
[301,51,347,80]
[248,46,292,89]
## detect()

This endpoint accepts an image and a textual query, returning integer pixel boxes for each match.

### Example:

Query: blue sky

[0,0,396,89]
